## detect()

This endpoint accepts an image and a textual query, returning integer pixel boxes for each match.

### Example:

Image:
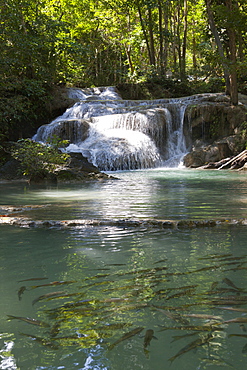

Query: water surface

[0,168,247,221]
[1,168,247,370]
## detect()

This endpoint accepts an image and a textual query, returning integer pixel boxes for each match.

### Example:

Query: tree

[1,0,247,101]
[204,0,246,105]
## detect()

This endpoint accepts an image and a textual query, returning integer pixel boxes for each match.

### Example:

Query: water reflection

[1,169,247,221]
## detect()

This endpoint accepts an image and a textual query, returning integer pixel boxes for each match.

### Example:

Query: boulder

[183,94,247,169]
[183,135,245,168]
[0,152,114,183]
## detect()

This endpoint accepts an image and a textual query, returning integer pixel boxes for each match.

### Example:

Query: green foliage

[0,76,50,141]
[11,138,70,179]
[0,0,247,143]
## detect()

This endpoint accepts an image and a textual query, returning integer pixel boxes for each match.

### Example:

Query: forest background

[0,0,247,156]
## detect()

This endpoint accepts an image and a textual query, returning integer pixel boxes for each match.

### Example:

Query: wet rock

[183,144,221,168]
[182,93,247,168]
[1,215,247,229]
[0,159,25,180]
[34,119,90,143]
[184,94,247,147]
[183,135,246,168]
[55,152,116,182]
[67,152,100,173]
[0,151,115,183]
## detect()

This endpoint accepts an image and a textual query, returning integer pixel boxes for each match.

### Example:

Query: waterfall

[33,86,203,171]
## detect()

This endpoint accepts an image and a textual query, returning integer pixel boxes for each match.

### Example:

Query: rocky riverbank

[182,93,247,169]
[0,152,115,183]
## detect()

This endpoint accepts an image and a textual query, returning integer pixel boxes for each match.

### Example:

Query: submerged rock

[1,214,247,229]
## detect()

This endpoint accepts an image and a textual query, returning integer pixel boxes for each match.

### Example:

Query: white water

[33,87,210,170]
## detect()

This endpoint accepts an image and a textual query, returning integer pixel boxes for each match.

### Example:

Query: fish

[210,298,247,306]
[198,253,233,260]
[101,303,148,321]
[154,258,168,264]
[96,322,133,331]
[169,333,214,363]
[18,286,26,300]
[151,306,190,325]
[219,307,247,313]
[115,267,165,278]
[182,313,223,321]
[166,284,198,292]
[31,280,76,289]
[210,281,219,290]
[108,326,144,350]
[228,333,247,338]
[226,266,247,272]
[50,321,61,337]
[171,331,199,342]
[7,315,50,327]
[143,329,157,348]
[210,288,242,294]
[223,317,247,324]
[200,356,234,368]
[222,278,242,291]
[45,292,85,301]
[18,277,48,282]
[32,291,66,305]
[83,273,111,281]
[19,332,58,349]
[240,324,247,332]
[242,343,247,353]
[100,297,132,304]
[165,288,196,301]
[219,255,247,262]
[48,298,98,312]
[217,296,247,302]
[79,280,114,289]
[102,283,143,293]
[158,324,223,332]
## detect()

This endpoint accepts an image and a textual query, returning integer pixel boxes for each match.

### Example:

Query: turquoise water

[1,168,247,370]
[0,168,247,221]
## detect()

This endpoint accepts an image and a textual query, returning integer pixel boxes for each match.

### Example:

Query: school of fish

[7,251,247,366]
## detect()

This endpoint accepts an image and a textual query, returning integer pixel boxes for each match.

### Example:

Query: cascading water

[33,86,203,171]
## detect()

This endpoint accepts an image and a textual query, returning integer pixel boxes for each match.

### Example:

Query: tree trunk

[218,150,247,170]
[192,19,197,73]
[176,7,182,79]
[158,0,164,75]
[181,0,188,81]
[225,0,238,105]
[137,3,152,67]
[148,7,156,66]
[205,0,231,95]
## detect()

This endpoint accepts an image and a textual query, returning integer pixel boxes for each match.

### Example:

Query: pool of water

[1,168,247,369]
[0,168,247,221]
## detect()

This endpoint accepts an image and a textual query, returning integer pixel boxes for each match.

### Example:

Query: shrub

[11,138,69,181]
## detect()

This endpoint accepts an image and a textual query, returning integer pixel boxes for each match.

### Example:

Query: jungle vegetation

[0,0,247,144]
